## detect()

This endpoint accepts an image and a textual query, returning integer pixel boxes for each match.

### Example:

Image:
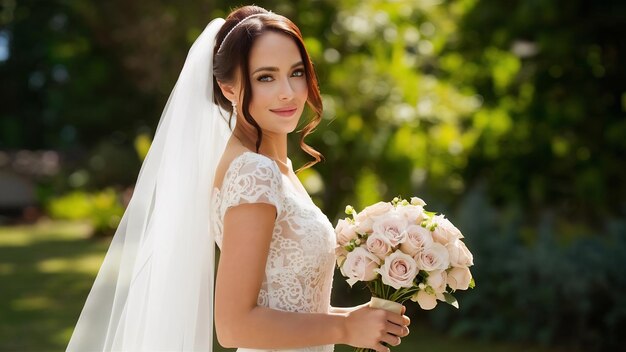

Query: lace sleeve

[221,153,283,216]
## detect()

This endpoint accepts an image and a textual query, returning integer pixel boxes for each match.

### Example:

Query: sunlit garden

[1,0,625,351]
[1,221,568,351]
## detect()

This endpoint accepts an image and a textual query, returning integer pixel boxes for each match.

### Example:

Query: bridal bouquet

[335,197,475,351]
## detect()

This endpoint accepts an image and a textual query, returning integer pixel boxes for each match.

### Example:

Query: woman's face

[243,31,308,136]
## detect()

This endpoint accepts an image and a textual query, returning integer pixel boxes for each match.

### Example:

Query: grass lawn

[0,220,563,352]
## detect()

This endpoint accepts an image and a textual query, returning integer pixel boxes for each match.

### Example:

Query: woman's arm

[330,306,361,314]
[214,203,408,352]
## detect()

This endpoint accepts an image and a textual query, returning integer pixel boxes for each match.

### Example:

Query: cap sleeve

[220,152,283,216]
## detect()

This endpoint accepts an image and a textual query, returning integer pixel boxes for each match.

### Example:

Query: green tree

[453,0,626,222]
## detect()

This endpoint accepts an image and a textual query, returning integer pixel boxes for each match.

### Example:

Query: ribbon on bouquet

[369,297,403,314]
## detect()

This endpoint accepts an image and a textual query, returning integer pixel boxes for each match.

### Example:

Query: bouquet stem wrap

[370,297,402,314]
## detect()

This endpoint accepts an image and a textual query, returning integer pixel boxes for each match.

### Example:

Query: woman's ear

[217,80,239,104]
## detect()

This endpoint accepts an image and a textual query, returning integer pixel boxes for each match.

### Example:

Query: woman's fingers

[386,322,408,337]
[374,343,391,352]
[380,333,402,346]
[385,311,410,327]
[344,303,411,351]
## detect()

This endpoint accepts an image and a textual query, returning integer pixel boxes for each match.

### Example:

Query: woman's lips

[270,107,297,117]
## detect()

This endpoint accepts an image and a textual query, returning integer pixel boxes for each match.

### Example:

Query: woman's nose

[278,78,295,101]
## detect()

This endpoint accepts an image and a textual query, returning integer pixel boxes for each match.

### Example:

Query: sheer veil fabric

[66,18,230,351]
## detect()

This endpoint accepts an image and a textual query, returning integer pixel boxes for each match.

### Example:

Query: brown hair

[213,5,323,170]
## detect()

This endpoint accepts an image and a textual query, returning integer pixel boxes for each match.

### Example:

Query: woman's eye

[292,69,305,77]
[257,75,274,82]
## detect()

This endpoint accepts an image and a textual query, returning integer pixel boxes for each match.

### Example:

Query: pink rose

[354,202,394,234]
[335,218,358,246]
[372,213,408,247]
[431,215,463,245]
[446,240,474,267]
[366,233,392,259]
[340,247,381,287]
[447,266,472,291]
[375,250,418,290]
[415,242,450,271]
[354,219,373,235]
[400,224,433,257]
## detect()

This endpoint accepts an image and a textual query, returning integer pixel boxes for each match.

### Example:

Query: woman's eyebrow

[252,61,304,74]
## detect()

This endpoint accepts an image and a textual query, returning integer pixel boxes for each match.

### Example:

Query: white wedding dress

[212,152,337,352]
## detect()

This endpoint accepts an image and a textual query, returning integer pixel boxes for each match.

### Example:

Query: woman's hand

[341,302,410,352]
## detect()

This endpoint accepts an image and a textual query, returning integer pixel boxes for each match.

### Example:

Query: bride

[66,5,410,352]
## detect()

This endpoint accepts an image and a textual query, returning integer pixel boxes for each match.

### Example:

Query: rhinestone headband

[217,12,272,52]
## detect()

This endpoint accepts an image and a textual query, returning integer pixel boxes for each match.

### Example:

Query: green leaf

[443,292,459,309]
[424,210,438,218]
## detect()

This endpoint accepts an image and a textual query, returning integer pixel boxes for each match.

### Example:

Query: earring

[231,101,237,118]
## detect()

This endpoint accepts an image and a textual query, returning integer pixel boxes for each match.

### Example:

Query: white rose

[447,266,472,291]
[360,201,395,217]
[371,212,408,247]
[413,290,437,310]
[415,242,450,271]
[446,240,474,267]
[395,204,426,225]
[426,269,448,294]
[354,202,394,233]
[375,250,418,290]
[366,233,392,260]
[335,218,358,246]
[400,224,433,257]
[410,197,426,206]
[431,215,464,245]
[340,247,381,287]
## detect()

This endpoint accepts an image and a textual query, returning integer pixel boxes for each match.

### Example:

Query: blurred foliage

[452,0,626,223]
[298,0,626,222]
[1,0,625,349]
[426,186,626,351]
[46,188,123,236]
[2,0,624,221]
[302,0,484,216]
[134,132,152,161]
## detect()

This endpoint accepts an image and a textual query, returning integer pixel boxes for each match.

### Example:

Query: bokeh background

[1,0,625,351]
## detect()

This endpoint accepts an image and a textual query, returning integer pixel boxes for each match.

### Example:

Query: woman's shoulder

[213,147,280,191]
[213,148,285,214]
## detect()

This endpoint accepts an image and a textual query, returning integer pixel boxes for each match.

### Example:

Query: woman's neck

[232,126,290,172]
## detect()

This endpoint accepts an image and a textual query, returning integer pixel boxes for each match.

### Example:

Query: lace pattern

[212,152,336,352]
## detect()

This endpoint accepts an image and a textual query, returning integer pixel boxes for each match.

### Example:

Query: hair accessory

[217,12,272,52]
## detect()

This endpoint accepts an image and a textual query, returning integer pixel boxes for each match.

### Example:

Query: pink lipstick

[270,107,297,117]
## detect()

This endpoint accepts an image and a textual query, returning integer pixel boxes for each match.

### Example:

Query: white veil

[67,18,229,351]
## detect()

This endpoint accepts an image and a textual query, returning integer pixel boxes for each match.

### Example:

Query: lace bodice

[212,152,336,352]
